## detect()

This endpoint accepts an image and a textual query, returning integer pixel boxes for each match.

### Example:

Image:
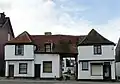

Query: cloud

[0,0,120,43]
[0,0,12,10]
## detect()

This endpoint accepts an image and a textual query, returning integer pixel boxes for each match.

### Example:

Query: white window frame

[94,45,102,55]
[43,61,52,73]
[19,63,27,74]
[15,45,24,55]
[45,43,52,52]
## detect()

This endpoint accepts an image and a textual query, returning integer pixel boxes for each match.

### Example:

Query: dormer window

[45,43,52,52]
[15,45,24,55]
[94,45,102,55]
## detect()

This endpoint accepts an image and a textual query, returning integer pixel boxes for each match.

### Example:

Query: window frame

[19,63,27,74]
[82,61,89,70]
[94,45,102,55]
[43,61,52,73]
[44,43,51,52]
[15,45,24,55]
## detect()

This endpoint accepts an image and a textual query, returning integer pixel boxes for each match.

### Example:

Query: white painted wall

[78,61,115,80]
[78,61,91,79]
[116,62,120,77]
[5,45,34,60]
[77,45,115,80]
[34,54,60,78]
[111,61,115,79]
[78,45,115,60]
[5,61,34,77]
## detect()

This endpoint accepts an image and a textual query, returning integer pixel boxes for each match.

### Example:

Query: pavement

[0,77,119,84]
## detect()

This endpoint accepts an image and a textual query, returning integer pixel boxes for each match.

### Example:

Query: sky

[0,0,120,43]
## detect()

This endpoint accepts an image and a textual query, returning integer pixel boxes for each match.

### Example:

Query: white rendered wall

[111,61,115,79]
[78,45,115,60]
[78,61,103,79]
[5,45,34,60]
[5,61,34,77]
[34,54,60,78]
[78,61,115,79]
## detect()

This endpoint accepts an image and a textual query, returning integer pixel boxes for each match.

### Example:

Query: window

[94,45,102,55]
[19,63,27,74]
[45,43,51,52]
[82,62,88,70]
[91,64,103,76]
[15,45,24,55]
[43,61,52,73]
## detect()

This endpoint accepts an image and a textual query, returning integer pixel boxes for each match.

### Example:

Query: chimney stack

[0,12,6,25]
[44,32,52,35]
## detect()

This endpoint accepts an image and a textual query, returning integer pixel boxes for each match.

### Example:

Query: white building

[5,31,83,79]
[5,29,116,80]
[77,29,116,80]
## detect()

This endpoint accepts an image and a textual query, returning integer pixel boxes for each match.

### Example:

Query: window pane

[45,44,51,52]
[15,45,24,55]
[82,62,88,70]
[43,61,52,73]
[19,63,27,74]
[94,45,102,54]
[98,48,101,54]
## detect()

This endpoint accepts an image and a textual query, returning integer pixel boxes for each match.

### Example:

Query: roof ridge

[78,29,115,46]
[23,31,32,42]
[6,31,33,44]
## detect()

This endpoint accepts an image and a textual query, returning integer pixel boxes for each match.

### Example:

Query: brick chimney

[44,32,52,35]
[0,12,6,26]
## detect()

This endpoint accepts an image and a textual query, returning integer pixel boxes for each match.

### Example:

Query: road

[0,80,119,84]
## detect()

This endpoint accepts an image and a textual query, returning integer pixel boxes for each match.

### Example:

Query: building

[0,12,14,76]
[5,29,115,80]
[5,31,85,79]
[115,38,120,79]
[77,29,116,80]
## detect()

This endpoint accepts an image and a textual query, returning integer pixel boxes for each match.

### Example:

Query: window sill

[19,73,27,74]
[15,54,24,56]
[82,69,89,71]
[43,72,52,73]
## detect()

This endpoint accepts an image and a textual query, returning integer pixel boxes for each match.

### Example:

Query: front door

[103,62,111,80]
[35,64,40,78]
[9,65,14,77]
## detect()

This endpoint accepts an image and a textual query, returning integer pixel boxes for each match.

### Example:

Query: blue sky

[0,0,120,42]
[55,0,120,25]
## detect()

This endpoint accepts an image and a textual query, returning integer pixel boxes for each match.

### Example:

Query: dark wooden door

[9,65,14,77]
[35,64,40,78]
[103,62,111,80]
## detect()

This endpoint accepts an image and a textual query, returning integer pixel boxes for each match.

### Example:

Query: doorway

[9,65,14,77]
[103,62,111,80]
[35,64,41,78]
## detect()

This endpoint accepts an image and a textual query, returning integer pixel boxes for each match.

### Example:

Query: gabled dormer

[5,31,34,60]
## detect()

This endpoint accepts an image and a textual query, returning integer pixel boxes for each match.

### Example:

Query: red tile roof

[7,31,32,44]
[31,35,86,53]
[6,31,86,54]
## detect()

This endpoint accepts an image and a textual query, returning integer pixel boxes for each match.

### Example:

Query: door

[35,64,41,78]
[103,62,111,80]
[9,65,14,77]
